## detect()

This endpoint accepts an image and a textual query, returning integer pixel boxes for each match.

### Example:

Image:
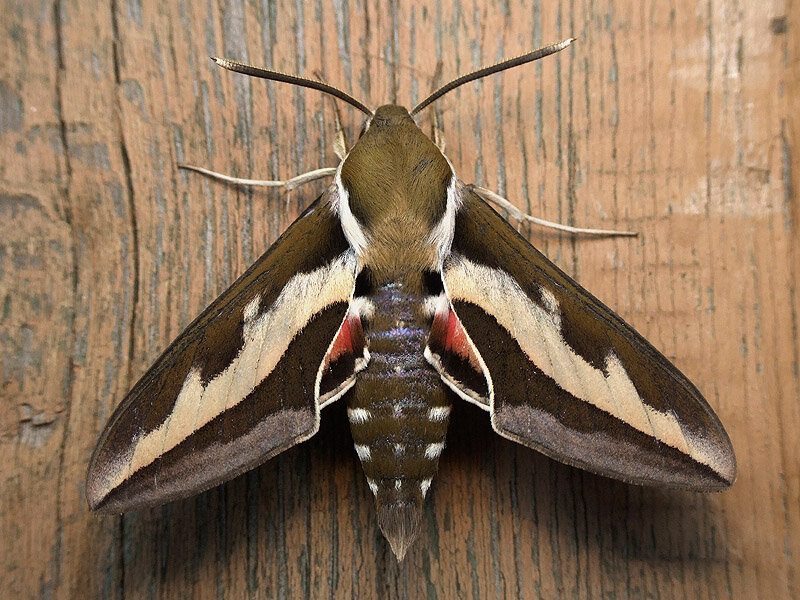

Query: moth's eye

[422,270,444,296]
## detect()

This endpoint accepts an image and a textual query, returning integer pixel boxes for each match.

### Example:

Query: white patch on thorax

[428,172,460,265]
[333,167,369,256]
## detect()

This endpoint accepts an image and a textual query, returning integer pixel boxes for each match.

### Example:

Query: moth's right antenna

[212,57,373,116]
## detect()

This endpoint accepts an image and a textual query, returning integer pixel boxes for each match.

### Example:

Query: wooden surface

[1,1,797,598]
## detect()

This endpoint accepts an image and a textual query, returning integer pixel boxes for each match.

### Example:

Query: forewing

[430,188,736,490]
[87,196,362,512]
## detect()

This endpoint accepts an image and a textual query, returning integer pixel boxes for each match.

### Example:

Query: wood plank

[1,0,797,598]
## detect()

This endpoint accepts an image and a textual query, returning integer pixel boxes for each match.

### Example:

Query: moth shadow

[117,397,730,592]
[437,399,732,566]
[116,399,366,593]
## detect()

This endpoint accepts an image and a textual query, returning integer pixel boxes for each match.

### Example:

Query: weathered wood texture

[1,1,797,598]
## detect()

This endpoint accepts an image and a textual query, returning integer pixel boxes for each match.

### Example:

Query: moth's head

[357,104,416,138]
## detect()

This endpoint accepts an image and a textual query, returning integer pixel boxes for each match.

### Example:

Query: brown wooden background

[1,0,797,598]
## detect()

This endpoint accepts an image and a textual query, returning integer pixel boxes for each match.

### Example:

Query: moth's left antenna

[411,38,575,116]
[212,57,373,116]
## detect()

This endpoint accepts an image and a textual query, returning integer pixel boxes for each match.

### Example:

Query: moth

[87,39,736,560]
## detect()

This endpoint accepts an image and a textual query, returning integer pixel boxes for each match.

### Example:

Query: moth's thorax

[339,105,454,277]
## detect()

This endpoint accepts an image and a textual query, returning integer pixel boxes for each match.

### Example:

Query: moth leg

[470,185,638,237]
[178,164,337,191]
[312,70,349,159]
[328,98,349,160]
[178,69,345,195]
[432,113,446,154]
[429,61,446,153]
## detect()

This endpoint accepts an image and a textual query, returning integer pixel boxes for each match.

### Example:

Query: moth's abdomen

[349,282,451,559]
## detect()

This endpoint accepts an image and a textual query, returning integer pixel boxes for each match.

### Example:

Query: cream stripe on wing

[443,256,706,468]
[169,296,265,458]
[113,251,358,491]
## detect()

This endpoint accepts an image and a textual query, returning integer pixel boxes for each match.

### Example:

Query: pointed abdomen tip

[377,502,423,561]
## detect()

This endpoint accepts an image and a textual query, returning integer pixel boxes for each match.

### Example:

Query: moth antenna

[212,57,373,116]
[411,38,575,116]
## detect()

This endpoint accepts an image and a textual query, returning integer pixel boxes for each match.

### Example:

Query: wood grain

[1,1,797,598]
